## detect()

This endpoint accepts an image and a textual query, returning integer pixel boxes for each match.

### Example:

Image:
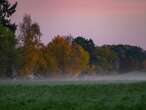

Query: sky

[10,0,146,49]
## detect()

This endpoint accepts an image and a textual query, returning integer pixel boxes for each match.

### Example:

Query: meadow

[0,82,146,110]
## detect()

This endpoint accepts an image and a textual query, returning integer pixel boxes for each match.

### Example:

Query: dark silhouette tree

[0,0,17,32]
[110,45,146,72]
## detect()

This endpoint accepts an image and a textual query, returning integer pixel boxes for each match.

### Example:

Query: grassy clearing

[0,82,146,110]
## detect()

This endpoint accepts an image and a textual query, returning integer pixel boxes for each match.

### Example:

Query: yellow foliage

[47,35,89,77]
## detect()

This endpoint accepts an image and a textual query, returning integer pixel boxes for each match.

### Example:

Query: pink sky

[11,0,146,49]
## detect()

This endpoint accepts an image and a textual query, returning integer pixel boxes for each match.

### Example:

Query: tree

[0,0,17,32]
[94,46,118,72]
[72,36,96,65]
[47,35,89,77]
[0,25,16,77]
[0,0,17,77]
[19,15,41,47]
[35,43,58,76]
[18,15,42,76]
[111,45,146,72]
[70,43,89,76]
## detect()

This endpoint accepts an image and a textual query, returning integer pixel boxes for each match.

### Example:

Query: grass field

[0,82,146,110]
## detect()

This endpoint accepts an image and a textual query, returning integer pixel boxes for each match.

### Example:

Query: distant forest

[0,0,146,78]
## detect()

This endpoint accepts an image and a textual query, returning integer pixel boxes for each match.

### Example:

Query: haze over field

[10,0,146,49]
[1,72,146,85]
[1,1,146,110]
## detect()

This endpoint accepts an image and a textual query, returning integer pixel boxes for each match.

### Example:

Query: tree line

[0,0,146,78]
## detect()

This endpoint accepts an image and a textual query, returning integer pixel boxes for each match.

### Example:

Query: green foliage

[0,0,17,77]
[0,25,16,77]
[94,46,118,72]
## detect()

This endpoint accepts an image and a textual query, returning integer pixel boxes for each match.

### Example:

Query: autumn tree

[34,43,58,76]
[18,15,42,76]
[72,36,96,65]
[70,43,89,76]
[47,35,89,77]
